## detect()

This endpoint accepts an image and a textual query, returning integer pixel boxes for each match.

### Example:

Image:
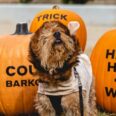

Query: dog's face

[29,21,80,75]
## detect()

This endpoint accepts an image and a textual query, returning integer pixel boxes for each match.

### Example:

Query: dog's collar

[36,59,78,76]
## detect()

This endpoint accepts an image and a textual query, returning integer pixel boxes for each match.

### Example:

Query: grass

[98,111,116,116]
[98,112,110,116]
[97,106,116,116]
[98,112,116,116]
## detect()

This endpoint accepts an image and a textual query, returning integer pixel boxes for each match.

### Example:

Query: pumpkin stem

[52,5,60,9]
[13,23,31,35]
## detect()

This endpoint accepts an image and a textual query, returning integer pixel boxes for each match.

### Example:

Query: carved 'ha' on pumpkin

[0,23,38,115]
[30,7,87,51]
[91,30,116,113]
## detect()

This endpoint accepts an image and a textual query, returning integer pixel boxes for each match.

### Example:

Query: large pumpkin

[91,30,116,113]
[30,8,87,51]
[0,23,38,115]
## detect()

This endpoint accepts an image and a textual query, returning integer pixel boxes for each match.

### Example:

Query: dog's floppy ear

[68,21,80,36]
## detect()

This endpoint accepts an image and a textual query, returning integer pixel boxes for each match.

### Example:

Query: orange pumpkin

[30,8,87,51]
[0,23,38,115]
[91,30,116,113]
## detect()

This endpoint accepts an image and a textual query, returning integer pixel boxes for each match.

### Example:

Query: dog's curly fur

[29,21,97,116]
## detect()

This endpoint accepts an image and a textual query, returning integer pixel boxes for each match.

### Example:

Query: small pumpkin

[90,30,116,113]
[0,23,38,115]
[30,7,87,51]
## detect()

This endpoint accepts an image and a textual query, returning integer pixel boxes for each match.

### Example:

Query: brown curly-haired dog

[29,21,97,116]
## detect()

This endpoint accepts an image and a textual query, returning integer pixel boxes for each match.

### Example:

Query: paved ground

[0,23,115,56]
[88,0,116,4]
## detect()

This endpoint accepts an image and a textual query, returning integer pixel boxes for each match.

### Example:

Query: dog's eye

[43,25,52,33]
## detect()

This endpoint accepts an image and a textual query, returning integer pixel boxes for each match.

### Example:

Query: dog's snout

[54,31,62,44]
[53,31,61,38]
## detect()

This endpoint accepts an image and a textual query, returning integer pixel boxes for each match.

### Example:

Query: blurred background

[0,0,116,4]
[0,0,116,56]
[0,1,116,115]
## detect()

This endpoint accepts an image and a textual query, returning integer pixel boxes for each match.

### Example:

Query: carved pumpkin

[0,23,38,115]
[91,30,116,113]
[30,8,87,51]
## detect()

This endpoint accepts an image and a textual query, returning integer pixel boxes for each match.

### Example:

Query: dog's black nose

[54,31,61,38]
[54,31,62,44]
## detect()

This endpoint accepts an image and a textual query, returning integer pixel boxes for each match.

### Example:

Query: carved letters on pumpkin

[3,65,39,87]
[37,14,68,21]
[105,87,116,98]
[6,65,35,76]
[106,49,116,72]
[6,79,39,87]
[105,49,116,98]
